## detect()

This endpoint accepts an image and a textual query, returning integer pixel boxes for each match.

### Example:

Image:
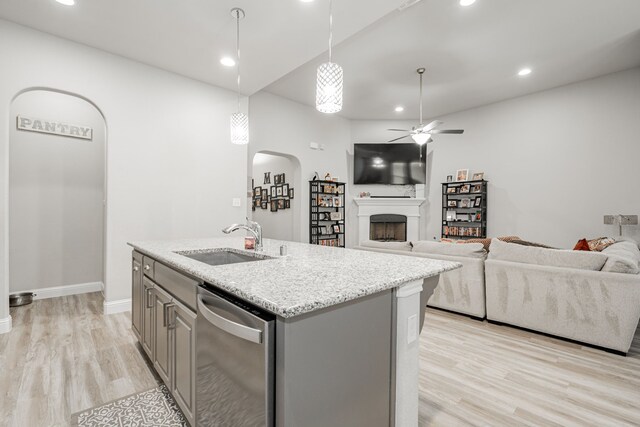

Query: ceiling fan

[388,68,464,146]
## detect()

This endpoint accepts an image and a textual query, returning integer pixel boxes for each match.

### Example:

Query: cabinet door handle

[133,265,139,272]
[163,302,175,328]
[144,265,151,271]
[146,288,154,308]
[168,305,177,330]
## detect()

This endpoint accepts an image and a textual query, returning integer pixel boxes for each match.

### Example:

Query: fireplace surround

[354,197,426,244]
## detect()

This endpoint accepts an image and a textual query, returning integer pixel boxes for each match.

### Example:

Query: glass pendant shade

[412,133,431,146]
[230,112,249,145]
[316,62,343,114]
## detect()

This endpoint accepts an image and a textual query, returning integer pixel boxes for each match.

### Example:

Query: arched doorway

[251,151,302,242]
[8,88,106,305]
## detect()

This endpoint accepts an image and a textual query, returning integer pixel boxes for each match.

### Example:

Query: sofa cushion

[413,240,486,258]
[488,238,607,271]
[359,240,412,252]
[601,241,640,274]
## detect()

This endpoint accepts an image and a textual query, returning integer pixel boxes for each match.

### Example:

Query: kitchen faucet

[222,218,263,251]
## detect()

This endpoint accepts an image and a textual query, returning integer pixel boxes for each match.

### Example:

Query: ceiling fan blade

[421,120,443,133]
[387,128,410,132]
[430,129,464,134]
[388,135,410,143]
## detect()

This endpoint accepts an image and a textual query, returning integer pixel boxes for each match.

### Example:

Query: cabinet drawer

[142,256,155,279]
[154,261,201,311]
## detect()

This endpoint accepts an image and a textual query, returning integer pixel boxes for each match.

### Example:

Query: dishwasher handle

[197,295,263,344]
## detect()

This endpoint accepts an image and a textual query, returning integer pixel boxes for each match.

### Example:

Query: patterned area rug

[71,385,187,427]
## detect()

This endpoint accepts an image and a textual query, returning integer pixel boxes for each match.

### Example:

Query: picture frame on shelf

[474,196,482,207]
[447,200,458,208]
[333,196,342,208]
[446,187,458,194]
[472,172,484,181]
[460,198,471,208]
[475,211,482,221]
[446,210,457,221]
[330,211,342,221]
[446,175,453,183]
[459,184,471,194]
[456,169,469,182]
[471,184,482,193]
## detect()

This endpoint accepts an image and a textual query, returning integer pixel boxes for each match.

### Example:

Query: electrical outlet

[232,198,241,207]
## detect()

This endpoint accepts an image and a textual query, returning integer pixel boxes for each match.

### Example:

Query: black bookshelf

[441,179,488,239]
[309,180,345,247]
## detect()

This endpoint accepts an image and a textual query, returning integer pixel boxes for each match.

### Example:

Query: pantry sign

[16,115,93,140]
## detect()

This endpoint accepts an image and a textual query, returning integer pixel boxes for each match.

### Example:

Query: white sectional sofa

[485,239,640,354]
[355,240,488,319]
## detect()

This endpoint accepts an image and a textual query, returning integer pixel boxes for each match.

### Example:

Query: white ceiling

[0,0,402,95]
[266,0,640,119]
[1,0,639,119]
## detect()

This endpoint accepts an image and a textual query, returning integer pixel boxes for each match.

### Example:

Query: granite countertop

[128,237,460,318]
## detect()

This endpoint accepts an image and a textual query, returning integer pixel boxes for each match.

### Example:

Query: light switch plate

[232,198,241,207]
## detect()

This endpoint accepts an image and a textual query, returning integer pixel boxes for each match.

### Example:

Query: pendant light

[230,7,249,145]
[316,0,343,114]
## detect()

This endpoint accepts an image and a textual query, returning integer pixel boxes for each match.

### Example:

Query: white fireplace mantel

[354,197,426,244]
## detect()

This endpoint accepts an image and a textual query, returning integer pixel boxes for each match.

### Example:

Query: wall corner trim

[0,316,12,334]
[103,299,131,315]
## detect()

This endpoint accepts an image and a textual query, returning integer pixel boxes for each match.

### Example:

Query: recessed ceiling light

[56,0,75,5]
[459,0,476,6]
[518,68,532,76]
[395,106,405,113]
[220,57,236,67]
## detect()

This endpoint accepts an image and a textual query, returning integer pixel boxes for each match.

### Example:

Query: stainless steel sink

[177,249,269,266]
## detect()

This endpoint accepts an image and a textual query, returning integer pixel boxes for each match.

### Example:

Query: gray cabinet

[142,276,155,360]
[131,253,143,340]
[153,284,173,386]
[171,300,197,425]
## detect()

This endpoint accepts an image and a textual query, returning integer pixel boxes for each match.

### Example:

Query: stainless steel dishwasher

[196,284,275,426]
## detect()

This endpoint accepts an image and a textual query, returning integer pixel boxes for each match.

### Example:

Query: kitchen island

[128,237,459,427]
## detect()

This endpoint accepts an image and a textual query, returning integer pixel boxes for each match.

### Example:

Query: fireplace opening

[370,214,407,242]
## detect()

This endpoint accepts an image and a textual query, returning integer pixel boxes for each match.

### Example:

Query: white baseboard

[0,316,12,334]
[103,298,131,315]
[20,281,104,301]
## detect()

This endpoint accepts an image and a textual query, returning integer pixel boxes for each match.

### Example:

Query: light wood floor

[1,293,639,426]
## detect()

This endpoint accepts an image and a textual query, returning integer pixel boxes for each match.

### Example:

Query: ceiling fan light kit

[316,0,343,114]
[230,7,249,145]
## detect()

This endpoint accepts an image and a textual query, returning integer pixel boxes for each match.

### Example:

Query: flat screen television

[353,143,426,185]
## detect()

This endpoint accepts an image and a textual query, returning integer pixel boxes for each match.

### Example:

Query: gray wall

[350,68,640,247]
[252,153,297,241]
[249,92,353,246]
[0,20,248,322]
[9,90,104,292]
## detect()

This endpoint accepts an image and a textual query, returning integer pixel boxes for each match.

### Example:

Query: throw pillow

[460,237,492,252]
[573,239,591,251]
[510,239,557,249]
[588,237,616,252]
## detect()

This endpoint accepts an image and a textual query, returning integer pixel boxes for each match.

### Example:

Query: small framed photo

[270,200,278,212]
[446,175,453,183]
[277,199,285,209]
[280,173,286,183]
[459,184,471,194]
[261,189,268,200]
[261,201,268,209]
[330,211,342,221]
[472,172,484,181]
[456,169,469,182]
[446,210,457,221]
[460,198,471,208]
[333,196,342,207]
[270,186,277,198]
[274,174,281,185]
[263,172,271,184]
[254,199,260,207]
[289,188,294,199]
[471,184,482,193]
[332,225,340,233]
[475,211,482,221]
[285,199,290,209]
[276,186,283,197]
[282,183,289,196]
[254,186,262,198]
[447,200,458,208]
[474,196,482,207]
[446,187,458,194]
